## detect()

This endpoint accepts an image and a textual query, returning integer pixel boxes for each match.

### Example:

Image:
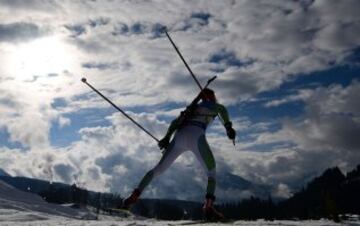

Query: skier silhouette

[122,88,236,221]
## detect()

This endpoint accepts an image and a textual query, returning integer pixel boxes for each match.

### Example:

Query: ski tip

[81,77,87,83]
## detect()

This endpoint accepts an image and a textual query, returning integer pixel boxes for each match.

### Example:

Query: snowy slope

[0,180,95,222]
[0,217,356,226]
[0,169,10,177]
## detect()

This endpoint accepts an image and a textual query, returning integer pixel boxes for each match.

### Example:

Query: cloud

[264,89,312,107]
[233,80,360,187]
[272,183,292,199]
[89,17,111,28]
[111,21,166,39]
[53,163,75,183]
[281,81,360,153]
[64,24,86,38]
[0,22,48,43]
[0,0,59,12]
[46,0,359,107]
[81,61,119,70]
[173,11,213,32]
[58,116,71,128]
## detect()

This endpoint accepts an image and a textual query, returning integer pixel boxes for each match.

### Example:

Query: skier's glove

[158,136,170,150]
[225,122,236,140]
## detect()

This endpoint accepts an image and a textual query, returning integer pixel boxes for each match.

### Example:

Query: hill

[0,180,95,221]
[0,168,10,177]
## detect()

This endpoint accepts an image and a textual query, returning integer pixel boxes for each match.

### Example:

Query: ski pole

[81,78,160,143]
[165,30,220,102]
[165,31,235,145]
[165,30,203,91]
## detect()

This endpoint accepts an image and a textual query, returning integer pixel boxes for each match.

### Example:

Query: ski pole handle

[81,77,160,143]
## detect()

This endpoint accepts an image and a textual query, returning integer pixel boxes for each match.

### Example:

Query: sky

[0,0,359,202]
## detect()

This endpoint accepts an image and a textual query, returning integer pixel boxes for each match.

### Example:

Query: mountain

[217,172,271,200]
[0,175,69,195]
[0,168,10,177]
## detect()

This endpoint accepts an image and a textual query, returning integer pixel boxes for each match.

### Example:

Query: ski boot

[203,194,225,222]
[122,188,141,210]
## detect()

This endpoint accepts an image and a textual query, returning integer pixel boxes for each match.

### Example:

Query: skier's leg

[123,139,183,208]
[194,134,216,196]
[193,134,224,221]
[137,139,182,191]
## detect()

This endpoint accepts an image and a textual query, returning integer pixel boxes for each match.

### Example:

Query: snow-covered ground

[0,217,359,226]
[0,180,359,226]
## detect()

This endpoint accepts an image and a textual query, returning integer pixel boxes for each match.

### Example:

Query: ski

[167,219,234,225]
[105,208,134,218]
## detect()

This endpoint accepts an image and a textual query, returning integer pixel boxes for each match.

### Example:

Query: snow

[0,180,96,221]
[0,169,10,177]
[0,180,359,225]
[0,218,358,226]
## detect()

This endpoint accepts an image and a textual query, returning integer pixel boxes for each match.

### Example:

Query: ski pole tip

[81,77,87,83]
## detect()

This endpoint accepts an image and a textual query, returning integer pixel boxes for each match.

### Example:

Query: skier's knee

[207,168,216,179]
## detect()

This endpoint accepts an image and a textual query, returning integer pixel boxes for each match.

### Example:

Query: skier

[122,88,236,221]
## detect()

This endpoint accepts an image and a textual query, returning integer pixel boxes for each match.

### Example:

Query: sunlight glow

[8,36,76,81]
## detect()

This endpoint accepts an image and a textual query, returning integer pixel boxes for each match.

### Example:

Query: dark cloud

[65,17,111,38]
[252,80,360,187]
[131,22,146,35]
[112,23,129,36]
[82,62,118,70]
[64,24,86,38]
[89,17,111,28]
[291,80,360,152]
[173,12,213,32]
[53,163,75,183]
[0,22,47,43]
[209,49,253,67]
[150,23,167,38]
[191,12,212,24]
[112,21,166,38]
[213,71,264,103]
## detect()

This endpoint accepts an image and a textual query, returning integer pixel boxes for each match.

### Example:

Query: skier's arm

[216,104,236,140]
[158,117,181,150]
[216,103,230,124]
[164,117,181,138]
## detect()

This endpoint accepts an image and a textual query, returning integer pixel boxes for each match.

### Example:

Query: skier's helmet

[201,88,216,102]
